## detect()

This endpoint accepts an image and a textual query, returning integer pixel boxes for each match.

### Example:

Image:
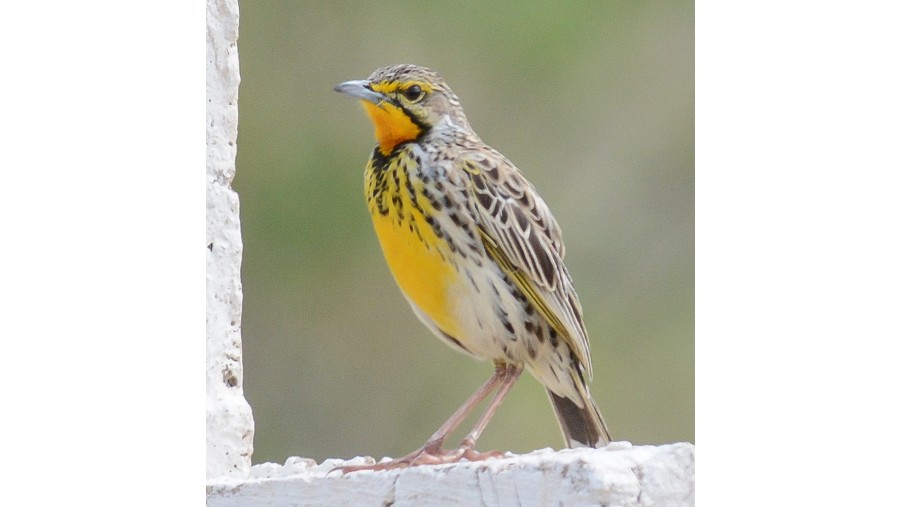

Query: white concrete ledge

[207,442,694,507]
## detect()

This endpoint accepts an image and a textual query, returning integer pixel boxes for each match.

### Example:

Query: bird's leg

[454,363,522,461]
[333,362,516,473]
[417,362,508,454]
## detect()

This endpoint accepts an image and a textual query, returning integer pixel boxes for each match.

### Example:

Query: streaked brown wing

[461,150,593,375]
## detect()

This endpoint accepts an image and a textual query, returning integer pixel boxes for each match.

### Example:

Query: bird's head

[335,64,470,155]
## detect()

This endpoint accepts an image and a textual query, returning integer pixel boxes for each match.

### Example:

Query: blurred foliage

[234,0,694,465]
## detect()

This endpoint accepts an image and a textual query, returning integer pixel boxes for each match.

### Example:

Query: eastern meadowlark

[334,64,611,470]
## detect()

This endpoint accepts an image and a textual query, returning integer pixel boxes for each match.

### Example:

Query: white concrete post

[206,0,253,480]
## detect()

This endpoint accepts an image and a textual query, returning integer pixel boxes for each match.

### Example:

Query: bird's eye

[402,85,424,102]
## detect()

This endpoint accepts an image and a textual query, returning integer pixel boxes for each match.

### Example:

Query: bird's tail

[547,388,611,448]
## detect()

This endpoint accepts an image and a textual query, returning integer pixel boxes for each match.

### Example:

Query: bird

[333,64,610,471]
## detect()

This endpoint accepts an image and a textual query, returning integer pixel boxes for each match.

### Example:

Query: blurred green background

[235,0,693,465]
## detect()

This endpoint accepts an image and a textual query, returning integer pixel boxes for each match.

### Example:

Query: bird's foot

[330,440,504,474]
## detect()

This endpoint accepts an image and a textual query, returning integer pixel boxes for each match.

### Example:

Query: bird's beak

[334,79,388,106]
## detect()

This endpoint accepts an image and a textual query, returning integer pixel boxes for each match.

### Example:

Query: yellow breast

[367,157,462,340]
[370,205,461,339]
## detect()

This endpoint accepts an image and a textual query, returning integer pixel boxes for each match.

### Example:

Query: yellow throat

[361,101,421,156]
